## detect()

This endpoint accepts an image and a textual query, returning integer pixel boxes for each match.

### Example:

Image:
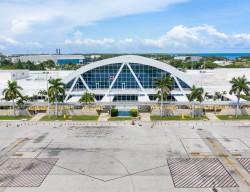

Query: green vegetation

[2,80,23,117]
[130,109,138,117]
[40,115,99,121]
[188,85,204,118]
[48,78,66,117]
[79,92,95,103]
[216,115,250,120]
[240,94,250,101]
[1,54,250,71]
[111,108,118,117]
[0,116,31,120]
[229,76,250,117]
[109,117,132,121]
[151,115,209,121]
[153,74,174,117]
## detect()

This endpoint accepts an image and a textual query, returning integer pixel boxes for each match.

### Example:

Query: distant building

[0,70,29,82]
[90,55,101,59]
[213,60,233,66]
[174,56,202,62]
[10,54,88,65]
[57,55,86,65]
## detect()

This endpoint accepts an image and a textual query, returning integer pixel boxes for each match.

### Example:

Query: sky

[0,0,250,54]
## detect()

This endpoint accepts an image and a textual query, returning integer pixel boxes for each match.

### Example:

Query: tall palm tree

[79,92,95,104]
[188,85,204,118]
[153,74,174,117]
[213,91,222,114]
[155,90,168,104]
[48,78,66,117]
[229,76,250,117]
[2,80,23,117]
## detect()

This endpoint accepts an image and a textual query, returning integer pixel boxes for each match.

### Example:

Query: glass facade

[66,62,190,101]
[66,63,190,90]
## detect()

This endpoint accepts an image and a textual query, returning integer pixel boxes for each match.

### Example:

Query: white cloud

[62,25,250,52]
[0,35,19,45]
[143,25,250,50]
[0,0,189,36]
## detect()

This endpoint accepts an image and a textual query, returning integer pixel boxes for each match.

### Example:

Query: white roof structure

[63,55,194,87]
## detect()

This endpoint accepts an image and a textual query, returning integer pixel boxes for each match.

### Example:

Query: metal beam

[64,76,79,101]
[103,63,126,98]
[126,63,149,99]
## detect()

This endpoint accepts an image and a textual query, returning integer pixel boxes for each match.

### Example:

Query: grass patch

[0,116,32,120]
[109,117,133,121]
[151,115,209,121]
[40,115,99,121]
[216,115,250,120]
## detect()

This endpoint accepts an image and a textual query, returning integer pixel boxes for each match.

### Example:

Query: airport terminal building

[0,55,249,105]
[63,55,192,103]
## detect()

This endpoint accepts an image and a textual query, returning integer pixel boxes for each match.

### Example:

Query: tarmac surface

[0,120,249,192]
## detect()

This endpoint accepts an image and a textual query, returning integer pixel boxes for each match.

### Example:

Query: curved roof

[63,55,194,86]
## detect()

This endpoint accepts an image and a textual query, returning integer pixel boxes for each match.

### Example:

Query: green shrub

[111,108,118,117]
[130,109,138,117]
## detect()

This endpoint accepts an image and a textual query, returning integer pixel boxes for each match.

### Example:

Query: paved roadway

[0,120,249,192]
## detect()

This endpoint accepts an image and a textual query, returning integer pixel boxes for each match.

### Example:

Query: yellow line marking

[208,138,250,188]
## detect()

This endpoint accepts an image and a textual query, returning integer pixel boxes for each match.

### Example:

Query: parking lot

[0,121,250,192]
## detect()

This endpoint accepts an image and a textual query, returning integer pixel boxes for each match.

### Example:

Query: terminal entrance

[113,95,138,102]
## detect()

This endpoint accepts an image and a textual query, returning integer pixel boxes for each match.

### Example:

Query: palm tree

[38,90,47,96]
[153,74,174,117]
[229,76,250,117]
[213,91,222,114]
[222,91,227,101]
[38,90,47,100]
[48,78,66,117]
[188,85,204,118]
[79,92,95,104]
[16,95,28,109]
[2,80,23,117]
[155,90,168,104]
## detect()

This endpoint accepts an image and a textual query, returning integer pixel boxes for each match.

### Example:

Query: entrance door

[96,83,99,89]
[122,83,125,89]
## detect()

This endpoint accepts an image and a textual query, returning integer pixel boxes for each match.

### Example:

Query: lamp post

[43,72,50,116]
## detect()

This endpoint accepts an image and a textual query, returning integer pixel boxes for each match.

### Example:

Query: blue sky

[0,0,250,54]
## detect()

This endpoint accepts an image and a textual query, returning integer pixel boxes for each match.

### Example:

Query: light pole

[43,72,50,116]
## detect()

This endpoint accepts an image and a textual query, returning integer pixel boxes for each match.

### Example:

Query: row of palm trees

[2,75,249,118]
[153,75,250,118]
[2,78,95,117]
[2,78,66,117]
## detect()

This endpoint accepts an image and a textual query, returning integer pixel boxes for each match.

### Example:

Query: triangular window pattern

[72,77,87,91]
[112,64,141,89]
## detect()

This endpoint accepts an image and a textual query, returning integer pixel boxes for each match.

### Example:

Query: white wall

[214,69,250,81]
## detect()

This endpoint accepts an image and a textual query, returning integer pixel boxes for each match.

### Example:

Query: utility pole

[44,72,50,116]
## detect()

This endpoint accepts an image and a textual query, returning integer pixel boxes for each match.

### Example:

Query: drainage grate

[236,158,250,174]
[0,158,58,187]
[167,158,238,188]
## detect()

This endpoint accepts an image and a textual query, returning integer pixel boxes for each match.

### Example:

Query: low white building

[11,54,85,65]
[0,70,29,82]
[174,56,202,62]
[213,60,233,66]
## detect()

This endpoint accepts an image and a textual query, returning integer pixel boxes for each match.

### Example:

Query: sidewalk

[206,112,220,121]
[29,113,46,121]
[98,113,109,121]
[140,113,151,121]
